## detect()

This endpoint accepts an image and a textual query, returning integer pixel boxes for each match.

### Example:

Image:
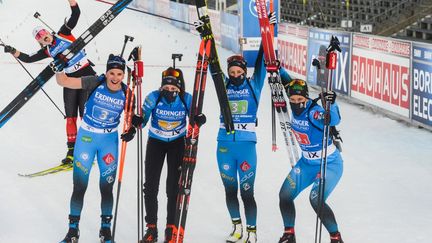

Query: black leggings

[144,136,185,225]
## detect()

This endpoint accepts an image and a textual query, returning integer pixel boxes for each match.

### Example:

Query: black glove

[194,113,206,127]
[268,11,277,25]
[320,91,337,104]
[4,45,16,55]
[120,126,136,142]
[131,114,144,127]
[194,18,211,38]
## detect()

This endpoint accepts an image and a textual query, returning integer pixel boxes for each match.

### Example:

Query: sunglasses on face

[35,29,50,41]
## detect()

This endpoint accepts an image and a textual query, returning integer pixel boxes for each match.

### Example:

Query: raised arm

[56,72,83,89]
[58,0,80,35]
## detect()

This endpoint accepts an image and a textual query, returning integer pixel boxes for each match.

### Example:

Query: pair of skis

[0,0,133,128]
[254,0,300,167]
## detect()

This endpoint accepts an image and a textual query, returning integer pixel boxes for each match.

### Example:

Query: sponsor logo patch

[103,153,115,165]
[219,147,228,153]
[221,173,235,182]
[81,136,92,143]
[242,182,251,191]
[240,161,251,172]
[75,161,89,175]
[223,164,230,171]
[80,152,89,161]
[106,175,115,184]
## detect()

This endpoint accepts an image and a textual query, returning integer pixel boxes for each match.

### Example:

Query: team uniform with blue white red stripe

[216,53,267,228]
[279,82,344,234]
[69,75,127,218]
[140,90,192,227]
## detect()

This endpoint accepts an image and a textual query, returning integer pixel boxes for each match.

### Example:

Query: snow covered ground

[1,0,431,242]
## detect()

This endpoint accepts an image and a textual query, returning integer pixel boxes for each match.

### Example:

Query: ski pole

[129,45,145,242]
[314,36,341,243]
[171,53,183,68]
[33,12,56,33]
[95,0,194,26]
[112,67,136,241]
[120,35,134,58]
[0,39,66,118]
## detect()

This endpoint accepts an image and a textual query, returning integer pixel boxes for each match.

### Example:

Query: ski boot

[60,215,80,243]
[226,219,243,243]
[330,232,344,243]
[140,224,158,243]
[244,225,257,243]
[278,228,296,243]
[99,215,113,243]
[164,224,174,243]
[62,142,75,165]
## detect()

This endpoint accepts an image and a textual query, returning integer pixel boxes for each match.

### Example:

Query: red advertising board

[277,23,308,80]
[351,34,411,117]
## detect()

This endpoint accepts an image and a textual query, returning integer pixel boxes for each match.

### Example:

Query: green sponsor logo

[219,147,228,153]
[229,100,248,114]
[81,136,92,143]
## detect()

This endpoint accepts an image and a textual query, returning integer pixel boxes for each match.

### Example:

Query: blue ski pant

[69,128,118,219]
[279,150,343,233]
[217,141,257,226]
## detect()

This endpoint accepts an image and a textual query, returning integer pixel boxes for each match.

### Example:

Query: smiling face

[105,68,125,91]
[34,29,53,46]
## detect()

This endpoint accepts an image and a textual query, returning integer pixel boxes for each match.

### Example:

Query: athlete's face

[228,66,245,78]
[161,84,180,93]
[105,69,125,91]
[36,31,53,46]
[289,95,307,104]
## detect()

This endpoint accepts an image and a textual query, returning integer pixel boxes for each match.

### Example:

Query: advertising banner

[241,0,279,67]
[221,12,240,53]
[412,42,432,127]
[306,28,352,95]
[351,34,411,118]
[277,23,308,80]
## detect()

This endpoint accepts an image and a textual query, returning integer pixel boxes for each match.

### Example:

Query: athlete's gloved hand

[194,113,206,127]
[131,114,144,127]
[194,17,211,38]
[268,11,277,25]
[120,127,136,142]
[320,91,337,104]
[3,45,16,55]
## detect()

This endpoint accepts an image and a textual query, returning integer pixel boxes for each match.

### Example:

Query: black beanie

[106,54,126,72]
[161,67,184,91]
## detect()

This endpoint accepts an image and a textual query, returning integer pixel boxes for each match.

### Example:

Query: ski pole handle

[33,11,56,33]
[120,35,134,57]
[172,53,183,68]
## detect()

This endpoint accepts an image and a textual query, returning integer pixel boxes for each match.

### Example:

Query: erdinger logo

[240,161,251,172]
[249,0,270,18]
[103,153,115,165]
